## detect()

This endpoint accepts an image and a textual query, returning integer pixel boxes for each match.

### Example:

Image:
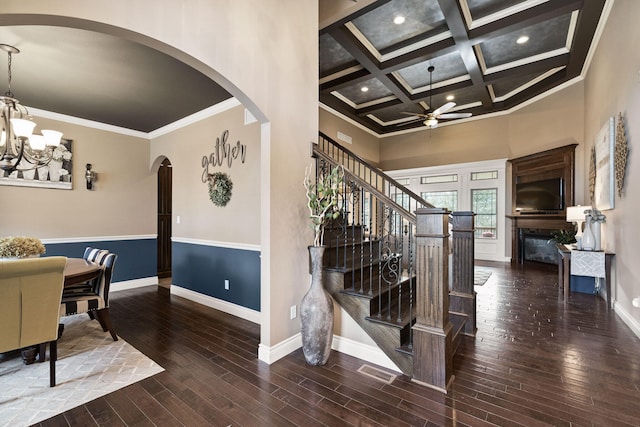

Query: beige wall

[1,0,319,353]
[584,0,640,326]
[319,107,380,165]
[150,106,260,245]
[0,116,155,239]
[379,83,584,173]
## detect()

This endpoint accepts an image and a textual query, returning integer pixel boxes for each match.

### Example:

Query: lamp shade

[566,205,592,222]
[10,118,36,138]
[28,134,46,150]
[41,130,63,147]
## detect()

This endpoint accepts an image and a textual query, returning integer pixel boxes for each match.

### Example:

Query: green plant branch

[304,164,344,247]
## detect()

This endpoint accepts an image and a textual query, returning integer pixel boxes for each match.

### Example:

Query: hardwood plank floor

[36,261,640,426]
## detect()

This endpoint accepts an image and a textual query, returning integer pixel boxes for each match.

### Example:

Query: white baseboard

[111,277,158,292]
[258,333,302,364]
[170,285,261,324]
[331,335,401,373]
[257,332,401,374]
[614,302,640,339]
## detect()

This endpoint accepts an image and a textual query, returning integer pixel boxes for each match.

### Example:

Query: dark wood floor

[37,261,640,427]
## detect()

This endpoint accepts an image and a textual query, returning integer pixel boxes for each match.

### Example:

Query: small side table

[556,244,614,308]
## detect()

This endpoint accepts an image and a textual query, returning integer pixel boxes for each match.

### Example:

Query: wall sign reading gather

[201,130,247,183]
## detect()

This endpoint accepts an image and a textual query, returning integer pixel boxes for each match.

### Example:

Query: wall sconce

[85,163,97,190]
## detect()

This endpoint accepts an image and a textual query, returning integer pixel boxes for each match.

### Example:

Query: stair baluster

[313,133,473,392]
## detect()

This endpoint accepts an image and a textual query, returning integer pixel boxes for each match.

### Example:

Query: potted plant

[0,236,46,259]
[300,163,344,365]
[548,229,577,245]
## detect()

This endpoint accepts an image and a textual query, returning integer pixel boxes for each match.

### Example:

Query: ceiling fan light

[42,129,63,146]
[10,118,36,138]
[425,118,438,128]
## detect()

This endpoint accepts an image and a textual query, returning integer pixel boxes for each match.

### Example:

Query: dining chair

[0,256,67,387]
[60,249,118,341]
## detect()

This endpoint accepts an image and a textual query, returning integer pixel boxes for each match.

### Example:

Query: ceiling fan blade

[396,117,424,126]
[438,112,472,119]
[400,111,429,118]
[431,101,456,116]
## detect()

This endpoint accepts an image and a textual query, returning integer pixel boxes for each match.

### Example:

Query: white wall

[388,159,508,262]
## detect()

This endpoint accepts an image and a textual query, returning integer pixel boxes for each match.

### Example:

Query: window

[421,191,458,211]
[471,170,498,181]
[388,193,410,235]
[395,178,410,186]
[420,174,457,184]
[471,188,497,239]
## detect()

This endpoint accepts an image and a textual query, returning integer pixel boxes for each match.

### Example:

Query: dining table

[64,257,102,287]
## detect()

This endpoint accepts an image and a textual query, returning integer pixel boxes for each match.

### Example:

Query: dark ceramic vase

[300,245,333,365]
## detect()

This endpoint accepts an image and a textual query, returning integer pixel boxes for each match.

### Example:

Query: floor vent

[357,364,397,384]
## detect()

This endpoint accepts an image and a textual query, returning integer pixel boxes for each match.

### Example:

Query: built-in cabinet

[508,144,577,263]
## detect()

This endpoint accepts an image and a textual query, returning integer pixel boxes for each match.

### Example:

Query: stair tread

[394,312,468,356]
[339,275,414,300]
[450,312,467,338]
[365,299,415,329]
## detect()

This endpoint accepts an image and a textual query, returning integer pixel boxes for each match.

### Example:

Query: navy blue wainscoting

[172,241,260,311]
[44,239,157,283]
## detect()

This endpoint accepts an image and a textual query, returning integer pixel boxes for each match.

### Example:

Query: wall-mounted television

[515,177,564,212]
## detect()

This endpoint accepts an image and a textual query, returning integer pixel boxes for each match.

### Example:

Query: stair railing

[312,145,421,339]
[313,133,475,392]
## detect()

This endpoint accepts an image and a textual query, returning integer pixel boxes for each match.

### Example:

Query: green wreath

[207,172,233,207]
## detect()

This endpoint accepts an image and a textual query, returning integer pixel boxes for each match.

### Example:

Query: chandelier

[0,44,63,172]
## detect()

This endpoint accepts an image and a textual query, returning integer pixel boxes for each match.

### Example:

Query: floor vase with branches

[301,164,343,365]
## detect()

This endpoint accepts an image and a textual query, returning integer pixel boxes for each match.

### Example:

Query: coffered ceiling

[320,0,608,135]
[0,1,609,136]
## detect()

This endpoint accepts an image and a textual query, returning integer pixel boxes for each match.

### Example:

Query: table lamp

[566,205,592,249]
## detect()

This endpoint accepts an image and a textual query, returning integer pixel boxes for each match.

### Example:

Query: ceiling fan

[401,66,472,129]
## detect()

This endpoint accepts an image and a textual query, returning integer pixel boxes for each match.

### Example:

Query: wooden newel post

[450,211,477,337]
[412,208,453,393]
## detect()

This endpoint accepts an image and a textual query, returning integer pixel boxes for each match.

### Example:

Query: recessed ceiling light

[361,86,369,92]
[517,35,529,44]
[394,15,405,25]
[446,95,455,101]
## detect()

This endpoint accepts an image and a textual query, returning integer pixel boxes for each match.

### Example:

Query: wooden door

[157,158,172,279]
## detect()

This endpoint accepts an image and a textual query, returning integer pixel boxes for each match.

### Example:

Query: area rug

[0,314,164,426]
[474,269,492,286]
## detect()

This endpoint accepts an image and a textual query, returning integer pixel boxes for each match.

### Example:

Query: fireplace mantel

[508,145,577,263]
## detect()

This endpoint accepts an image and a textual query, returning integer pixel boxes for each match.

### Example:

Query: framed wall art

[0,139,73,190]
[594,117,615,210]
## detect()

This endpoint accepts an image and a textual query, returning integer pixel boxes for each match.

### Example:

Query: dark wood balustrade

[313,133,476,392]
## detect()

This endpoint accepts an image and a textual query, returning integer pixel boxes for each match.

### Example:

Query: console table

[556,244,614,308]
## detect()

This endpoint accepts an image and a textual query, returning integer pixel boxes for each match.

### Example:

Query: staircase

[312,132,477,392]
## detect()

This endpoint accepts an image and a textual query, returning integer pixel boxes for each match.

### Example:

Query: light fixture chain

[5,49,13,98]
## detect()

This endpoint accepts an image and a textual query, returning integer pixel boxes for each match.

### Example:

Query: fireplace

[519,229,558,265]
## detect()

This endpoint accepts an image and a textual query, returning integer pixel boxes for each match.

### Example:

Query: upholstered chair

[0,256,67,387]
[60,248,118,341]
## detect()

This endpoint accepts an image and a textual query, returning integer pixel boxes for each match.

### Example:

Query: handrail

[312,145,417,224]
[317,132,434,216]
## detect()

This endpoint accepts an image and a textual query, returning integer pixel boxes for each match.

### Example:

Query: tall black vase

[300,245,334,365]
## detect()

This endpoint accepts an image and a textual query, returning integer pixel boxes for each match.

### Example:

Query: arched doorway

[157,158,172,282]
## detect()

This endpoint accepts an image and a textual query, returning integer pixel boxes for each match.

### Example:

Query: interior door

[157,158,172,279]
